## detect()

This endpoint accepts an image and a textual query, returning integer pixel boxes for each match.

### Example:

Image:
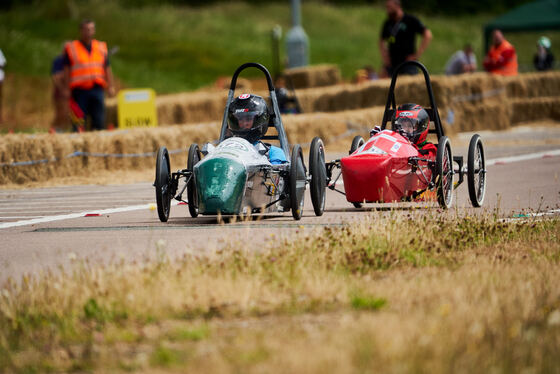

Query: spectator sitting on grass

[445,44,477,75]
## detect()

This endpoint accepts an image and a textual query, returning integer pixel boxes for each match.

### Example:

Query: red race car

[309,61,487,210]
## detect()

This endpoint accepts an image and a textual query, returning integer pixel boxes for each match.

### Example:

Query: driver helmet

[392,103,429,145]
[227,94,270,143]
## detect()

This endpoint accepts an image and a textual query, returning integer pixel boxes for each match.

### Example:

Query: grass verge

[1,213,559,373]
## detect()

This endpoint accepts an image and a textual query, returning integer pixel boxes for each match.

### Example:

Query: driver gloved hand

[370,126,382,137]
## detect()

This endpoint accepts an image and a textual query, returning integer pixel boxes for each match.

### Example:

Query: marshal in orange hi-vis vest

[484,40,518,76]
[65,40,108,89]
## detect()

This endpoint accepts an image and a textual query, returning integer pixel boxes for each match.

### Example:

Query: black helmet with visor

[227,94,270,143]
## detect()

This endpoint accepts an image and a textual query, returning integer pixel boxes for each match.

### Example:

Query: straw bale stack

[3,71,560,185]
[444,102,512,133]
[505,71,560,98]
[106,91,227,127]
[104,71,560,128]
[0,124,221,185]
[510,97,560,124]
[284,64,342,89]
[432,73,506,109]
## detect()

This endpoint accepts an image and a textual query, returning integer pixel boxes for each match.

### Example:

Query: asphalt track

[1,126,559,282]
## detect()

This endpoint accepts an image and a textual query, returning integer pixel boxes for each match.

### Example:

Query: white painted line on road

[486,149,560,166]
[1,149,559,230]
[1,216,46,219]
[0,201,151,207]
[0,197,149,202]
[0,201,179,229]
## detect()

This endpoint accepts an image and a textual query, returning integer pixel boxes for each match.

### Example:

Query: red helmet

[392,103,429,145]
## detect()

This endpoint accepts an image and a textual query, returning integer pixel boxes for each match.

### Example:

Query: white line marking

[1,149,559,230]
[0,201,151,207]
[0,201,179,229]
[486,149,560,166]
[0,216,46,219]
[0,197,148,202]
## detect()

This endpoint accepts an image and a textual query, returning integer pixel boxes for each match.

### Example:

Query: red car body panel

[341,130,434,203]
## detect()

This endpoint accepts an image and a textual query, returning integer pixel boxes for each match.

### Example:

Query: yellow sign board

[117,88,158,128]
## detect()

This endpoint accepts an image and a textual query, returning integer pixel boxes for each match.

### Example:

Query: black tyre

[435,136,454,209]
[187,143,201,218]
[352,202,363,208]
[467,134,486,207]
[349,135,365,155]
[309,137,327,216]
[290,144,306,220]
[155,147,172,222]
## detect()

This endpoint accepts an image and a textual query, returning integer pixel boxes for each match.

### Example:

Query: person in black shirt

[379,0,432,76]
[533,36,555,72]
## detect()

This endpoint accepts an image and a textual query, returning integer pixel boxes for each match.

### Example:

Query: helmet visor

[230,110,261,131]
[396,117,418,136]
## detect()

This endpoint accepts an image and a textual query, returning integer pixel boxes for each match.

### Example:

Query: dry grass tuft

[1,213,559,373]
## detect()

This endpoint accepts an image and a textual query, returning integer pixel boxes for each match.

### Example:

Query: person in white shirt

[445,44,476,75]
[0,48,5,123]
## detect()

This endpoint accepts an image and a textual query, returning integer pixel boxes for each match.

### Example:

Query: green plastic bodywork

[195,157,247,215]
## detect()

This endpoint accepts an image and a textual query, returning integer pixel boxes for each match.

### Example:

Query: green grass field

[0,0,559,129]
[3,1,559,90]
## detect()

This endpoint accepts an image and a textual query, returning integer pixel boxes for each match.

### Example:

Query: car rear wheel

[155,147,172,222]
[187,143,201,218]
[435,136,454,209]
[309,137,326,216]
[467,134,486,207]
[290,144,306,220]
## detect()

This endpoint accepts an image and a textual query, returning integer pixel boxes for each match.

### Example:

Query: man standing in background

[64,19,114,131]
[445,44,477,75]
[379,0,432,76]
[483,29,518,76]
[0,48,6,123]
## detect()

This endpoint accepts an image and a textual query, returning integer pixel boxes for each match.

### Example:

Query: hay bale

[509,97,560,124]
[444,102,511,133]
[431,73,506,109]
[105,91,227,127]
[505,71,560,98]
[282,107,386,147]
[0,124,221,185]
[105,71,560,128]
[5,74,560,185]
[284,64,342,89]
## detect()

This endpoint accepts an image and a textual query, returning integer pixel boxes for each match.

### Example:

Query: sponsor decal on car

[366,145,388,155]
[390,142,402,153]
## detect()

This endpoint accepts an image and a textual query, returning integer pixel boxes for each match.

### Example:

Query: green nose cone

[195,157,247,215]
